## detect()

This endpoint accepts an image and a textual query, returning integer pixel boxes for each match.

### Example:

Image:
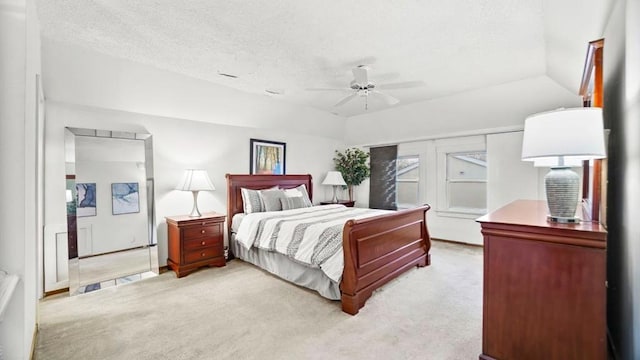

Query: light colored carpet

[36,241,483,360]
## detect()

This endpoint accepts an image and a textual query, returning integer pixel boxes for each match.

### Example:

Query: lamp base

[544,167,580,223]
[331,185,339,203]
[188,191,202,217]
[547,215,581,224]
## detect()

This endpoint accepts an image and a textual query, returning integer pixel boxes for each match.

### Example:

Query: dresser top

[477,200,606,236]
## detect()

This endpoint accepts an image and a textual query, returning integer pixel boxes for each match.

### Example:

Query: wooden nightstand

[320,200,355,207]
[166,212,226,278]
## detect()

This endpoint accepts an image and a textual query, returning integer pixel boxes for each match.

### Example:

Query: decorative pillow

[285,184,312,207]
[280,196,306,210]
[259,189,286,212]
[241,188,264,213]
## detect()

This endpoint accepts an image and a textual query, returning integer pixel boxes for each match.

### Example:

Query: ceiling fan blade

[352,66,369,86]
[376,81,426,90]
[371,90,400,105]
[334,93,358,107]
[305,88,348,92]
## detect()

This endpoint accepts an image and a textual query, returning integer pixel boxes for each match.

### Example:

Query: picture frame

[250,139,286,175]
[111,182,140,215]
[579,39,605,223]
[76,183,97,217]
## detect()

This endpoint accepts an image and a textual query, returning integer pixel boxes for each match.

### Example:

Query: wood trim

[579,39,604,99]
[579,38,604,222]
[44,287,69,297]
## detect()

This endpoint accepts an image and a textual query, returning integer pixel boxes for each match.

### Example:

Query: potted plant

[333,148,370,202]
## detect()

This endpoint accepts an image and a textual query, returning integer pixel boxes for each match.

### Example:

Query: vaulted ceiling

[36,0,616,117]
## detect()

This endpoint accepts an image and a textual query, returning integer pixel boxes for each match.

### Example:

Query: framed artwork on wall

[111,182,140,215]
[250,138,286,175]
[76,183,97,217]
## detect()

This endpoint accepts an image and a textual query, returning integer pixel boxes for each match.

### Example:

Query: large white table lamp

[322,171,347,203]
[521,107,606,223]
[176,169,215,217]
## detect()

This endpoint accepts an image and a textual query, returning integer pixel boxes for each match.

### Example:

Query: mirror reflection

[65,127,159,295]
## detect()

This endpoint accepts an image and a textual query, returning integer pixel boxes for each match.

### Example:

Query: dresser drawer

[183,235,222,251]
[184,247,223,264]
[183,224,222,240]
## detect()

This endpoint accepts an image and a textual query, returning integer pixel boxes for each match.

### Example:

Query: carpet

[36,241,483,360]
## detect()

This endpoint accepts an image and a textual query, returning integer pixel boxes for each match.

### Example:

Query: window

[436,136,487,217]
[446,152,487,212]
[396,155,420,209]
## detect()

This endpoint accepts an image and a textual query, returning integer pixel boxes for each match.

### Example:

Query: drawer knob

[201,230,205,234]
[201,252,206,257]
[201,241,206,245]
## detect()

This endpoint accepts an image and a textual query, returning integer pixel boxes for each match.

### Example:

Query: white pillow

[283,185,312,207]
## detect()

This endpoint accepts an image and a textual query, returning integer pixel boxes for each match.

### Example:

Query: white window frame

[395,155,420,209]
[436,137,487,218]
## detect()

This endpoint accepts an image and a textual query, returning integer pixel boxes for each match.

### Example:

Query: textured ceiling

[37,0,550,117]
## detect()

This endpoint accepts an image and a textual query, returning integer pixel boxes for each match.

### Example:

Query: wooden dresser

[477,200,606,360]
[166,213,226,278]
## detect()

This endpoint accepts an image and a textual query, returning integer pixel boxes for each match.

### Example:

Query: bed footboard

[340,205,431,315]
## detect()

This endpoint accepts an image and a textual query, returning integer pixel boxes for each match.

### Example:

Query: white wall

[0,0,40,358]
[44,102,345,268]
[345,75,581,244]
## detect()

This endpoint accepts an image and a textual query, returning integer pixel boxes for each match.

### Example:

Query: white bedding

[235,204,389,282]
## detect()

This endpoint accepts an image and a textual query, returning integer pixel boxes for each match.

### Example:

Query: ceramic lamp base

[545,167,580,223]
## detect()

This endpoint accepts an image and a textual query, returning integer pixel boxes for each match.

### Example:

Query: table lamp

[176,169,215,217]
[521,107,606,223]
[322,171,347,203]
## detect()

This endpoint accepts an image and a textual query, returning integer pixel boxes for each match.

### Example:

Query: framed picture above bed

[250,138,286,175]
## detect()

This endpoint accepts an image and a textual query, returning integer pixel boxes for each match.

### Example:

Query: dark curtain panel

[369,145,397,210]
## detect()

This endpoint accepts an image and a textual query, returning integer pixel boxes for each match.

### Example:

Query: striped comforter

[235,204,389,282]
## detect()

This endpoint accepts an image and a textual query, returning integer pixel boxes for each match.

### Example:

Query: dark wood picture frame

[249,138,286,175]
[578,39,605,223]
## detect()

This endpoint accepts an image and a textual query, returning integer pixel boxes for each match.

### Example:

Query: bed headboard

[225,174,313,235]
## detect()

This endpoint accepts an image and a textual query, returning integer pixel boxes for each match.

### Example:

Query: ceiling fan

[307,65,425,109]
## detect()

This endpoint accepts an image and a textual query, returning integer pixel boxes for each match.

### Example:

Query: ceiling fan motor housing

[350,81,375,90]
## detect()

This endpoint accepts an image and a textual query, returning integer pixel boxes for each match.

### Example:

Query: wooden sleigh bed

[226,174,431,315]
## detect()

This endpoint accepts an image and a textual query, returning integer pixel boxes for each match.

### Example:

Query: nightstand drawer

[183,224,222,240]
[184,247,223,264]
[184,235,222,251]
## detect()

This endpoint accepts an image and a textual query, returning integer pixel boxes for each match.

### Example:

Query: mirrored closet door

[65,127,159,295]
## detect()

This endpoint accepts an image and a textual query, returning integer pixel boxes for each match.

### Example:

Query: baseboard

[431,237,483,248]
[159,265,169,274]
[44,287,69,297]
[30,325,38,360]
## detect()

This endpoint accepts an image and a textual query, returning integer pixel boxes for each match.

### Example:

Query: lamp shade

[521,107,606,162]
[322,171,347,186]
[176,169,215,191]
